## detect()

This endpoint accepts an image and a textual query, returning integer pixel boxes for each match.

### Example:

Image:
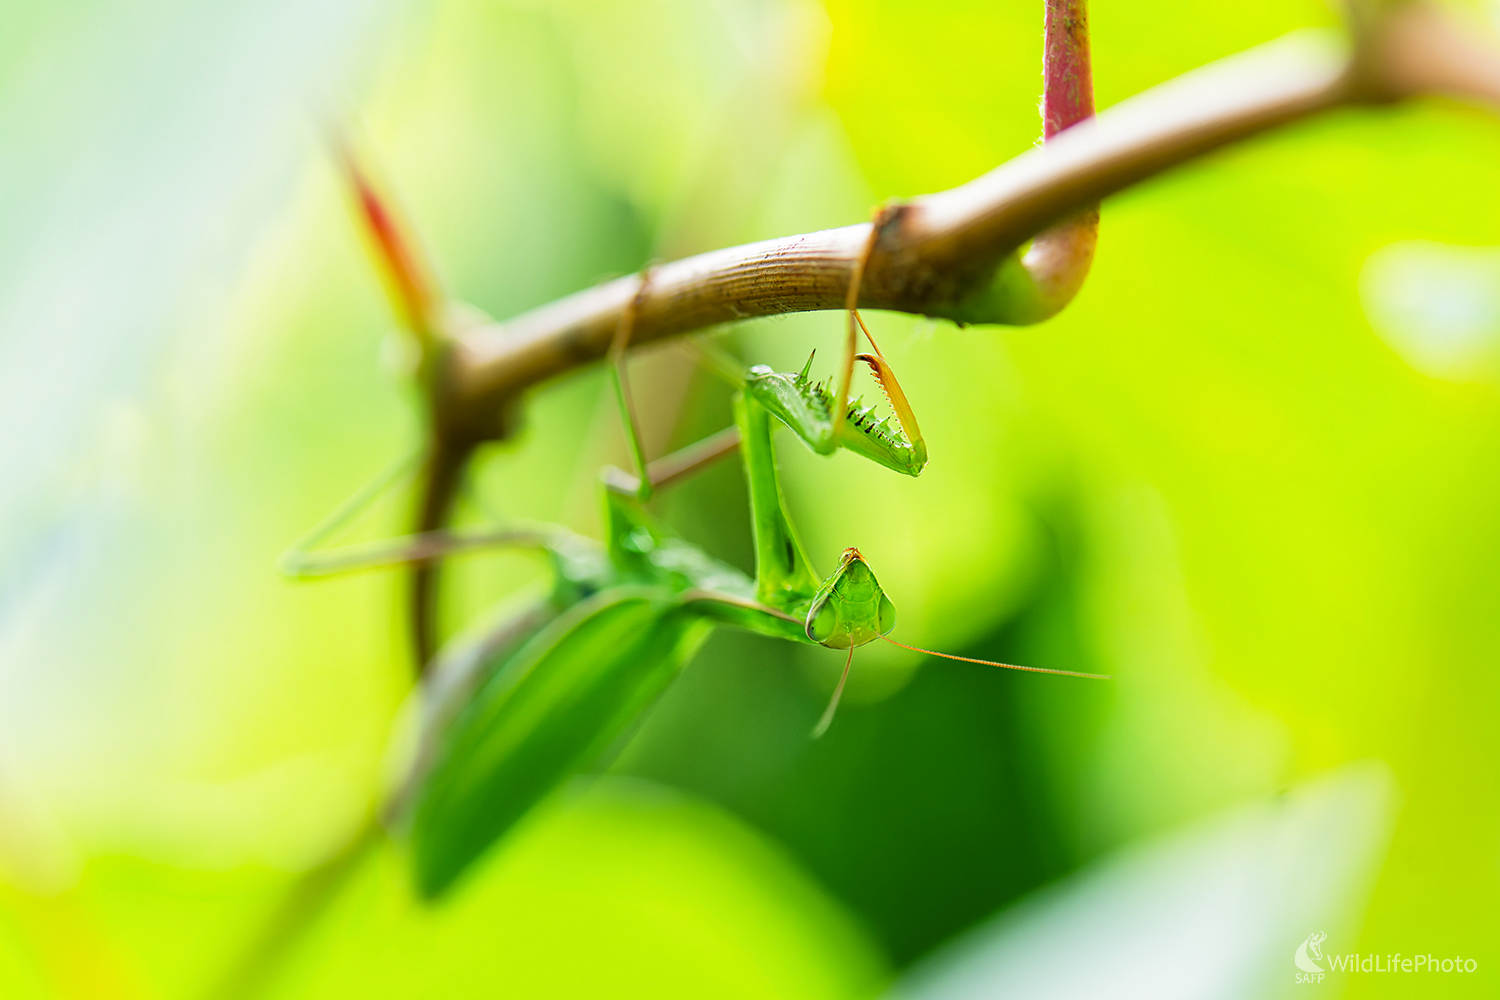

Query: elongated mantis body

[223,5,1111,989]
[386,353,1103,897]
[282,156,1107,900]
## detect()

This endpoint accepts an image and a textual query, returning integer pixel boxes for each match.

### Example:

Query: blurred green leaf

[282,778,889,1000]
[886,763,1395,1000]
[409,589,710,897]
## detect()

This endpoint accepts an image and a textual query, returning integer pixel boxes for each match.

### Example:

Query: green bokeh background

[0,0,1497,997]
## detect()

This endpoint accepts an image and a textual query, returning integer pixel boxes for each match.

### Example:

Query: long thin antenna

[811,644,857,738]
[882,636,1110,680]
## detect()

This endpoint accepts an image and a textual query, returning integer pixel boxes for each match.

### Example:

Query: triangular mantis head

[804,547,896,650]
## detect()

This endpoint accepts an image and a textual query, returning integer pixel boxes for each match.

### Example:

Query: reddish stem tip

[1043,0,1094,138]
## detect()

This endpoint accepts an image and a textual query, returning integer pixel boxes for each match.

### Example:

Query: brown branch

[1366,1,1500,102]
[409,445,470,669]
[389,1,1500,678]
[1043,0,1095,140]
[440,3,1498,437]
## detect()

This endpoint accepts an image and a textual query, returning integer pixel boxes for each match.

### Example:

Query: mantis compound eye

[877,594,896,635]
[807,601,838,644]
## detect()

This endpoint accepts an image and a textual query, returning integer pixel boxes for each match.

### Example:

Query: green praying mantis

[282,152,1108,900]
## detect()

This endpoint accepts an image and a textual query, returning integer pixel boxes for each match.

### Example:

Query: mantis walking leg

[277,450,562,578]
[601,426,741,498]
[607,269,656,501]
[602,268,754,501]
[830,217,882,444]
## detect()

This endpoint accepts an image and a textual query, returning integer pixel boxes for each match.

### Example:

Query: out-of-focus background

[1,0,1498,997]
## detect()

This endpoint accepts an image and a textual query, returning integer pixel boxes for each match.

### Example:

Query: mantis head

[804,547,892,738]
[803,547,1109,738]
[805,547,896,649]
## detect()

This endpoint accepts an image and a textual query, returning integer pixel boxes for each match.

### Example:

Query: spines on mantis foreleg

[854,352,927,472]
[743,354,927,478]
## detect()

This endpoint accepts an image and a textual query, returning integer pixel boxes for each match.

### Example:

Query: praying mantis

[268,0,1112,906]
[281,152,1108,899]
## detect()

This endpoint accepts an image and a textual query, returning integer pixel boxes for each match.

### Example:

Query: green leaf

[408,587,710,898]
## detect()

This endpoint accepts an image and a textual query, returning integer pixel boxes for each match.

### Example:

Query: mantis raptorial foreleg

[741,347,928,477]
[727,239,926,479]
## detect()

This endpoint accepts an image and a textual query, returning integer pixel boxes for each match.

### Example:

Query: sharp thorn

[799,351,816,380]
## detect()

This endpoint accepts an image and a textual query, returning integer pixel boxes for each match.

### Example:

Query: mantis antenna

[808,634,1108,740]
[882,636,1111,680]
[811,643,857,739]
